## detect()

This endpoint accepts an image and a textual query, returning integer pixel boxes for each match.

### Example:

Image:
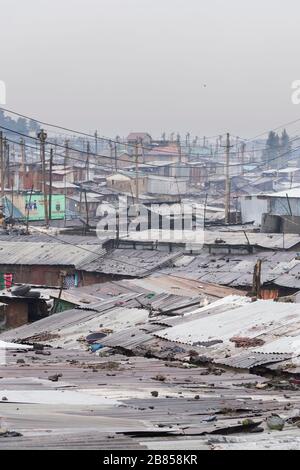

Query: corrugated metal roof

[123,230,300,249]
[214,351,292,369]
[130,274,244,299]
[253,335,300,355]
[155,299,299,346]
[0,242,106,269]
[0,306,150,349]
[273,273,300,289]
[0,233,106,244]
[162,251,300,289]
[83,248,182,277]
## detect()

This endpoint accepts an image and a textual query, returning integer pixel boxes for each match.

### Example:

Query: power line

[2,125,300,174]
[3,133,300,201]
[4,104,300,165]
[1,106,227,158]
[3,105,300,157]
[1,105,293,160]
[3,122,300,211]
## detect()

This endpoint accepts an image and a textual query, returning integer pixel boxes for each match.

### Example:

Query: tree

[277,129,292,169]
[28,119,40,133]
[264,131,280,168]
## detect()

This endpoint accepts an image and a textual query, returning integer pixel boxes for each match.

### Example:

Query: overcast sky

[1,0,300,138]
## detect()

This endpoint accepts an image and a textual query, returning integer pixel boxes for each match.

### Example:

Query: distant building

[143,144,182,163]
[67,192,103,218]
[147,175,188,196]
[240,187,300,225]
[127,132,152,146]
[106,172,147,195]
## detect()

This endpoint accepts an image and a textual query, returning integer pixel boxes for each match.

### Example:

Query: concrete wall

[261,214,281,233]
[261,213,300,234]
[281,215,300,234]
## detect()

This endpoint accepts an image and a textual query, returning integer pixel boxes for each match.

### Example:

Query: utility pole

[135,141,140,204]
[224,133,233,224]
[49,148,53,221]
[215,138,219,157]
[64,140,69,228]
[26,185,34,235]
[178,140,182,163]
[53,270,67,313]
[84,189,89,232]
[241,142,246,176]
[94,130,98,156]
[0,132,4,212]
[20,138,26,187]
[37,129,49,227]
[86,141,90,180]
[252,259,262,299]
[114,142,118,171]
[140,138,145,164]
[4,139,10,193]
[65,139,69,167]
[203,193,208,229]
[116,210,120,248]
[109,141,114,170]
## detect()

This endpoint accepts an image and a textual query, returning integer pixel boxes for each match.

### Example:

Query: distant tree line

[0,110,40,137]
[264,129,291,169]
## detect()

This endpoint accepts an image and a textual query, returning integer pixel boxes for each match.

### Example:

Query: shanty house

[147,175,188,196]
[240,188,300,225]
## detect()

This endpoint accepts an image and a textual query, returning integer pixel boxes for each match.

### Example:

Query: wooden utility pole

[49,148,53,221]
[241,142,246,176]
[79,185,83,217]
[215,138,219,157]
[26,185,34,235]
[4,139,9,192]
[116,210,120,248]
[0,132,5,203]
[64,140,69,227]
[203,193,208,229]
[53,270,67,313]
[20,138,26,188]
[135,141,140,203]
[109,141,115,171]
[94,130,98,156]
[84,189,89,231]
[37,129,49,227]
[64,139,69,167]
[224,133,233,224]
[86,142,90,181]
[178,141,182,163]
[20,138,25,166]
[252,259,262,299]
[114,142,118,171]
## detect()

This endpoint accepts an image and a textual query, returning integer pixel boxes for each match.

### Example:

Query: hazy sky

[1,0,300,138]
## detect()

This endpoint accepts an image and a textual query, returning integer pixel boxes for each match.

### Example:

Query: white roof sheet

[155,299,300,346]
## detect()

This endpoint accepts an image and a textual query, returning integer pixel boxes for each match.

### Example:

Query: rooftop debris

[1,281,300,449]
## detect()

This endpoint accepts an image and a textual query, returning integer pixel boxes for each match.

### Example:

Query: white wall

[147,177,187,195]
[240,196,269,225]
